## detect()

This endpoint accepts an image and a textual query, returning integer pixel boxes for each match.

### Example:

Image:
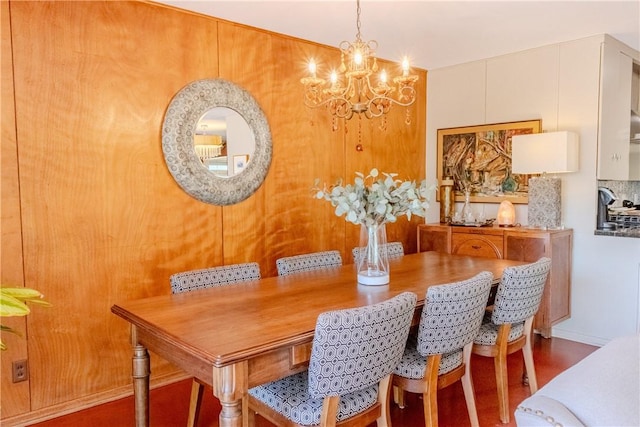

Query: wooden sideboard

[417,224,573,338]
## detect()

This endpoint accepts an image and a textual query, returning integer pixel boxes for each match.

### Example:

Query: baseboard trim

[551,328,609,347]
[1,371,190,427]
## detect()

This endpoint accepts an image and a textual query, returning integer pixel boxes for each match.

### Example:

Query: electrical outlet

[12,359,28,383]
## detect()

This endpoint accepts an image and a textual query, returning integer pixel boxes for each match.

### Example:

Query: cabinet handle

[472,245,481,250]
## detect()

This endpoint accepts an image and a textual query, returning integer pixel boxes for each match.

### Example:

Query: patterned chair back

[170,262,261,294]
[276,250,342,276]
[491,257,552,325]
[352,241,404,264]
[416,271,493,356]
[307,292,417,398]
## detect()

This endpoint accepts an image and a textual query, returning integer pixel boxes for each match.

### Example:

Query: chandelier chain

[355,0,362,41]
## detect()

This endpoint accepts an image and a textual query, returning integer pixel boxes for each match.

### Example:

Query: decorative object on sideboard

[512,131,579,229]
[460,188,474,223]
[300,0,418,128]
[313,169,432,285]
[439,176,455,223]
[497,200,516,227]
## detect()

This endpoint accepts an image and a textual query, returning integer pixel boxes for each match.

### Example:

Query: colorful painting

[437,120,541,204]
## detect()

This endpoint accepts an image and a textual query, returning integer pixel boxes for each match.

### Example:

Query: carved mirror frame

[162,79,272,205]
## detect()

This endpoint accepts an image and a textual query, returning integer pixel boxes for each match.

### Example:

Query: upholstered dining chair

[392,271,494,427]
[169,262,261,427]
[472,257,552,424]
[248,292,417,427]
[352,241,405,263]
[276,250,342,276]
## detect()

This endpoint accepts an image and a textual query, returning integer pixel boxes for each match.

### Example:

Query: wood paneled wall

[1,1,426,423]
[1,0,30,418]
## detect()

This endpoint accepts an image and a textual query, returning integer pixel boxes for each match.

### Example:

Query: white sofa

[515,334,640,427]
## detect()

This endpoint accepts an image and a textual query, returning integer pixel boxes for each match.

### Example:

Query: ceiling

[153,0,639,70]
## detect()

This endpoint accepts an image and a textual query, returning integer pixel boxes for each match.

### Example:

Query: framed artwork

[233,154,249,175]
[437,119,541,204]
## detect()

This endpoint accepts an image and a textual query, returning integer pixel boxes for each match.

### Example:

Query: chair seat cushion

[474,318,525,346]
[394,335,463,379]
[249,371,378,425]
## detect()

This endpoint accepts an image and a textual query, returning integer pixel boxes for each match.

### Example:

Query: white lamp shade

[511,131,579,174]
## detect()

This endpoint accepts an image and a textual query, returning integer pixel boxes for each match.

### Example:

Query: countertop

[594,228,640,238]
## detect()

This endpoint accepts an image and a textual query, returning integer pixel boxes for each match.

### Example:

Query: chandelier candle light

[313,169,431,285]
[301,0,418,123]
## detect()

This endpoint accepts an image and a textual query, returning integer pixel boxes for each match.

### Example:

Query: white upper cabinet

[631,64,640,180]
[632,63,640,115]
[597,36,639,180]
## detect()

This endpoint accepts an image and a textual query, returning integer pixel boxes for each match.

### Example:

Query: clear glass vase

[356,223,390,286]
[461,189,473,223]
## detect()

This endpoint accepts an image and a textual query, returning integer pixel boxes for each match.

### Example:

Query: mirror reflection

[195,107,255,178]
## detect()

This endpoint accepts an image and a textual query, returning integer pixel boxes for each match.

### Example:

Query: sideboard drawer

[451,233,503,259]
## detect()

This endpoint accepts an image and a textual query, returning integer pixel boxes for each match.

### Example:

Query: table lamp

[511,131,579,228]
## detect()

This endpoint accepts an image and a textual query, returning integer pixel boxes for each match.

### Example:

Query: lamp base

[528,175,561,228]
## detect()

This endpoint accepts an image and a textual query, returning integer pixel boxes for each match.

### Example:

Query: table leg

[213,362,248,427]
[132,344,150,427]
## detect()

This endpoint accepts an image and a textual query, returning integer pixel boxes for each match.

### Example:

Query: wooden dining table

[111,251,525,427]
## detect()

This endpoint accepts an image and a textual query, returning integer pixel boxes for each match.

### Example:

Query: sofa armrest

[515,395,586,427]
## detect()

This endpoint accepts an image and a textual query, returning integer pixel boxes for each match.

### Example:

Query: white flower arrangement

[313,168,433,227]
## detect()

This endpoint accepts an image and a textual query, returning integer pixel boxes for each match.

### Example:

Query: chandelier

[300,0,418,122]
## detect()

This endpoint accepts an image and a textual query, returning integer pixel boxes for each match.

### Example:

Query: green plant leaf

[0,293,30,317]
[25,299,52,307]
[0,287,50,351]
[1,287,50,307]
[1,287,43,299]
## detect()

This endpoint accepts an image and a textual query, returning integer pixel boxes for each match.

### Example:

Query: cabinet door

[417,225,450,253]
[504,232,551,337]
[451,233,503,259]
[504,231,572,338]
[503,233,547,262]
[598,42,633,180]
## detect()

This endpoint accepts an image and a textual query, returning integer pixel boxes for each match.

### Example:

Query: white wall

[426,34,640,346]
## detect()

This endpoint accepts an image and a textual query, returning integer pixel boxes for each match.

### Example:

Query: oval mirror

[162,79,272,205]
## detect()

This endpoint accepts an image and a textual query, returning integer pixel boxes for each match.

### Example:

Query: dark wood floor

[31,336,596,427]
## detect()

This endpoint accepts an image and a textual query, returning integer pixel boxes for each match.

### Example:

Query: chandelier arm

[395,86,418,105]
[305,95,347,110]
[330,98,354,119]
[362,73,389,100]
[367,98,390,118]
